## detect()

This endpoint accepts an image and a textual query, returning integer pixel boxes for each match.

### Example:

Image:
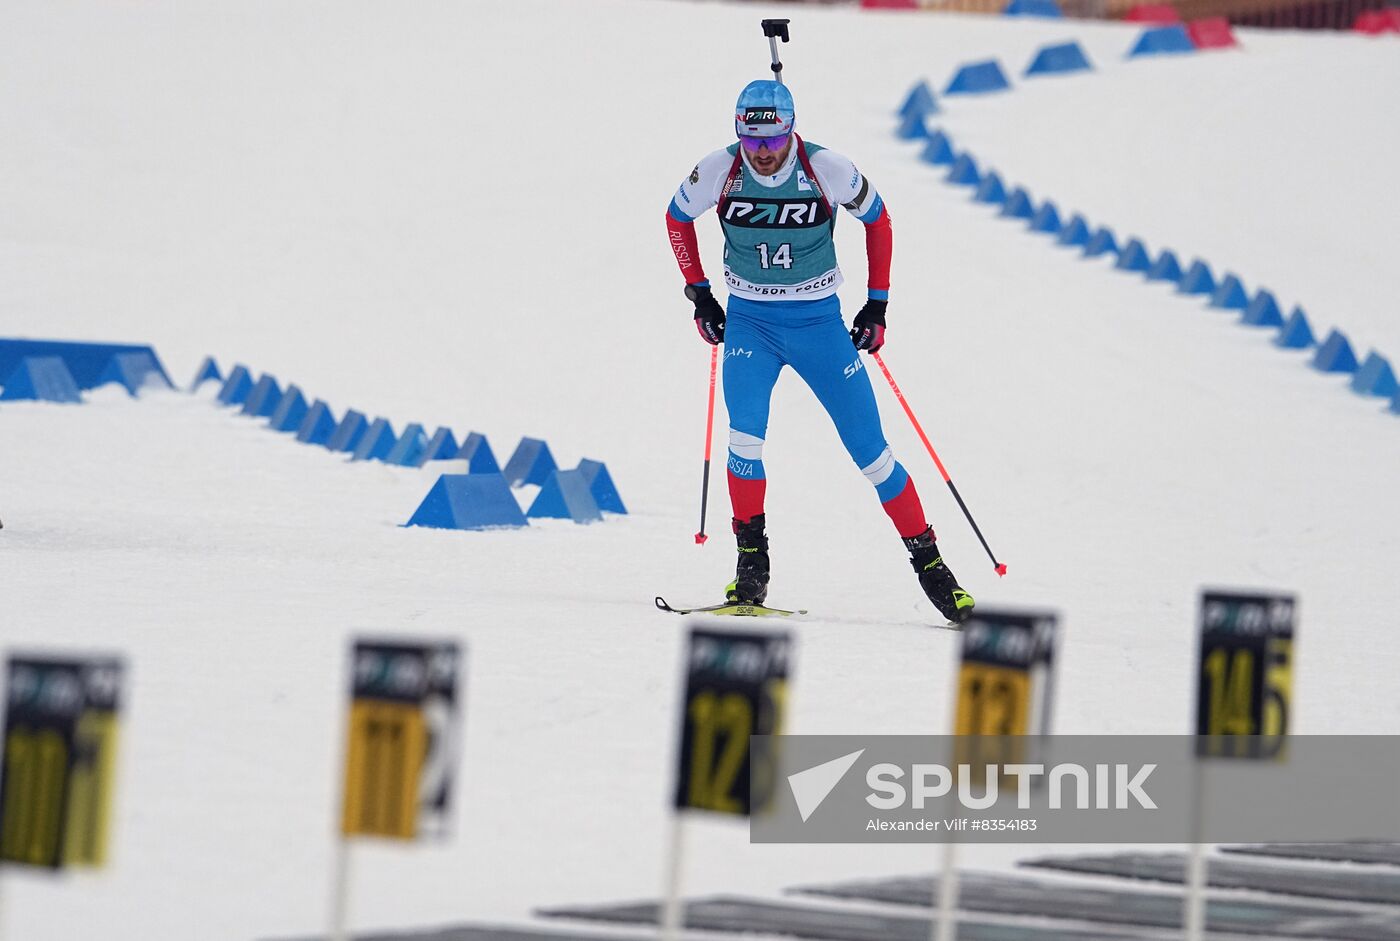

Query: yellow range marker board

[0,656,124,869]
[341,640,461,841]
[954,610,1057,737]
[1196,590,1295,760]
[673,627,791,818]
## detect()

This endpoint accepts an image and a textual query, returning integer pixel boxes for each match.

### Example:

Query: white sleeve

[810,148,884,223]
[669,149,734,222]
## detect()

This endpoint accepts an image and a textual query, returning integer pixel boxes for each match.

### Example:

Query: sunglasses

[738,131,792,153]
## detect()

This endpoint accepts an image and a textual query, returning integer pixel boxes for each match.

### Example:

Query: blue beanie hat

[734,80,795,138]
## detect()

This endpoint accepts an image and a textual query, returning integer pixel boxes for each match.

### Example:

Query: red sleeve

[864,205,892,295]
[666,210,708,285]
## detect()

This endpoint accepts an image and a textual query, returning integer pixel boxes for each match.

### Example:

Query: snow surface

[2,1,1399,939]
[924,25,1400,362]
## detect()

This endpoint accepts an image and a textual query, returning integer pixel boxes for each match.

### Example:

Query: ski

[655,596,807,618]
[654,596,968,629]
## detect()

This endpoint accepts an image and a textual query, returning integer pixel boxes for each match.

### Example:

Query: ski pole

[872,351,1007,577]
[695,344,719,545]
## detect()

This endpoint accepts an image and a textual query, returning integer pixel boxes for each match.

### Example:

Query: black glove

[686,283,726,345]
[850,298,887,352]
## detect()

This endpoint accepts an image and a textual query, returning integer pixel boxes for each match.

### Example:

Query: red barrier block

[1125,3,1182,22]
[1354,8,1400,32]
[1189,17,1239,48]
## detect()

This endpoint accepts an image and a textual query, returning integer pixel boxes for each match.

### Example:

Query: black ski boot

[726,514,770,605]
[903,526,975,623]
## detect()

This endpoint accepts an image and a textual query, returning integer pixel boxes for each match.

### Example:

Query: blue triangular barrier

[920,131,956,166]
[416,426,460,466]
[1115,239,1151,272]
[1147,249,1183,283]
[974,172,1007,205]
[268,385,309,432]
[1210,273,1248,310]
[1274,308,1316,349]
[96,350,172,396]
[896,111,930,141]
[526,469,603,524]
[1029,201,1062,234]
[1178,260,1217,296]
[0,340,170,391]
[1083,227,1120,258]
[1129,25,1196,57]
[0,356,82,403]
[1242,289,1284,327]
[352,418,398,461]
[217,365,253,406]
[946,60,1011,95]
[1026,41,1090,74]
[1005,0,1064,16]
[0,338,172,389]
[946,153,981,186]
[190,356,222,391]
[1312,330,1359,374]
[1000,187,1034,219]
[241,374,282,418]
[577,459,627,515]
[386,423,429,466]
[456,432,501,474]
[1351,352,1399,398]
[1057,214,1090,247]
[897,81,939,121]
[326,409,368,452]
[503,436,558,487]
[296,400,338,445]
[406,473,528,531]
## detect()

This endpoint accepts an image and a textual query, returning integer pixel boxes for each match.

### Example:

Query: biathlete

[664,79,975,623]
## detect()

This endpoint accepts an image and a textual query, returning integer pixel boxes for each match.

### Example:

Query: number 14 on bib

[756,242,793,270]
